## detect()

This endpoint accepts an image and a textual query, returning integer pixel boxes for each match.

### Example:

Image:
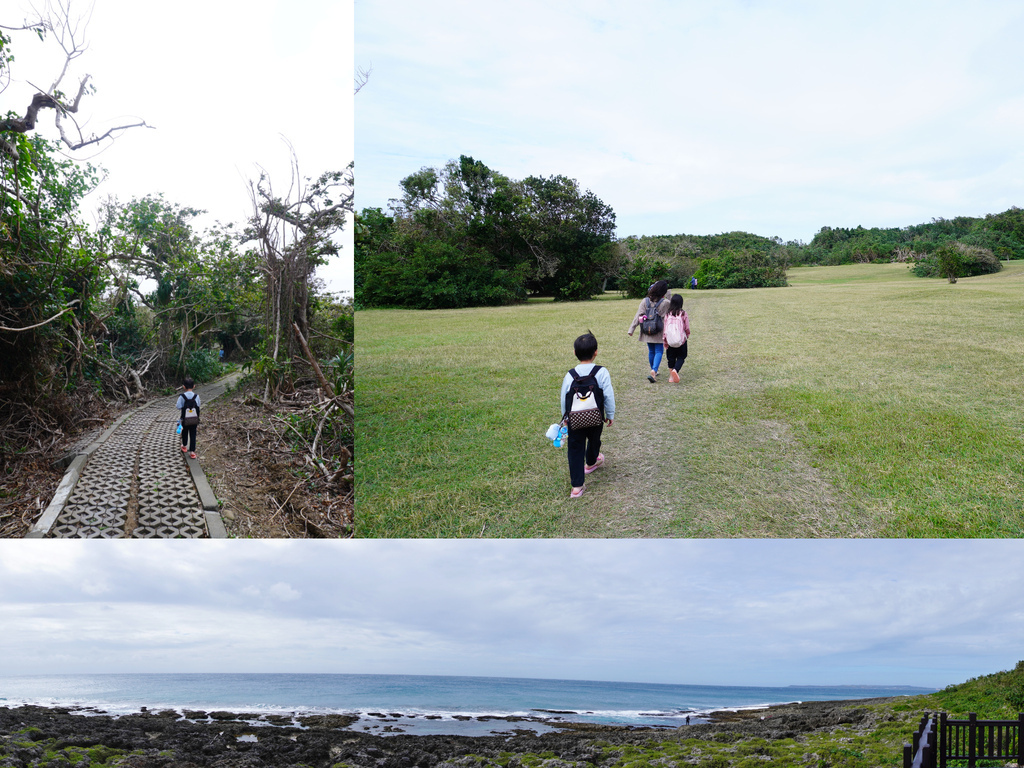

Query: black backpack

[640,297,664,335]
[180,391,200,427]
[563,366,605,430]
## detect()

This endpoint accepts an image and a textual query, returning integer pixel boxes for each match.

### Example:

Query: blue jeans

[647,342,663,372]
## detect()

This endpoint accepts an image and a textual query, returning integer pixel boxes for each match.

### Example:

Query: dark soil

[0,398,132,538]
[0,698,899,768]
[196,378,353,538]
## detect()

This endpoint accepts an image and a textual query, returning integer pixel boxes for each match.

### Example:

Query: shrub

[911,242,1002,281]
[175,348,221,382]
[359,239,527,309]
[694,249,789,289]
[618,255,672,298]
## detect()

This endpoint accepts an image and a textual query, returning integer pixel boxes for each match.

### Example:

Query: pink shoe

[584,454,605,474]
[570,485,586,499]
[189,452,197,459]
[181,445,188,453]
[669,369,680,383]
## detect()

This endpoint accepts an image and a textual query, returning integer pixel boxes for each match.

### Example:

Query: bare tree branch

[0,300,78,332]
[355,64,371,94]
[0,1,150,153]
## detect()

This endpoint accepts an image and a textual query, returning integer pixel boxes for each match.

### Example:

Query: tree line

[358,152,1023,308]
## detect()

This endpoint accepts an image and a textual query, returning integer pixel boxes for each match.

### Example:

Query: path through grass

[356,262,1024,537]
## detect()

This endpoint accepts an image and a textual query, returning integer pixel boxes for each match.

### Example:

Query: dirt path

[577,299,865,537]
[197,379,354,538]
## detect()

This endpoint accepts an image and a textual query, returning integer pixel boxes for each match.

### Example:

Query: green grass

[445,665,1024,768]
[355,261,1024,537]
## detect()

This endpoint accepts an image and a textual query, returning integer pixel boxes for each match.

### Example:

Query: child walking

[176,377,201,459]
[662,293,691,383]
[559,332,615,499]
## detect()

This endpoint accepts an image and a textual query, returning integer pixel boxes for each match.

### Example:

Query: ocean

[0,673,935,736]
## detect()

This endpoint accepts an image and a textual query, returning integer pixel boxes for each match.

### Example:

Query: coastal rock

[0,698,902,768]
[299,714,360,729]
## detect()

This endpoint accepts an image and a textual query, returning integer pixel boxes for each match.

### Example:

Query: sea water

[0,673,935,736]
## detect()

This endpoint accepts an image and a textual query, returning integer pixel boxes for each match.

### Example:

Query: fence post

[904,742,913,768]
[1017,712,1023,767]
[968,713,977,768]
[923,716,935,768]
[939,712,947,768]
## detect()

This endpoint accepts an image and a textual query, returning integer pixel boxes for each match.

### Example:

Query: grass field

[355,261,1024,537]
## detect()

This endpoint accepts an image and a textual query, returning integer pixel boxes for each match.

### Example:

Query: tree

[360,156,617,308]
[0,2,150,162]
[243,148,352,401]
[519,173,617,300]
[0,1,154,403]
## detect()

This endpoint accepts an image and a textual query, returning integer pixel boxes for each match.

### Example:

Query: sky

[356,0,1024,243]
[4,0,354,294]
[1,538,1023,689]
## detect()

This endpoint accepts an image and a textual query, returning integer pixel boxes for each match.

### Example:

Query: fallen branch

[292,322,334,398]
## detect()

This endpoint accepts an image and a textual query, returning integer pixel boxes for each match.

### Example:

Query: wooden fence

[904,713,1024,768]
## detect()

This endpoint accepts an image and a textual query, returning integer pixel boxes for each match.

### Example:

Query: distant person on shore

[176,377,201,459]
[662,293,691,384]
[627,279,672,383]
[559,332,615,499]
[690,276,697,289]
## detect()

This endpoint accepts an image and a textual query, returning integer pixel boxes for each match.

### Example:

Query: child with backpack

[627,280,671,383]
[559,332,615,499]
[176,377,201,459]
[662,293,691,383]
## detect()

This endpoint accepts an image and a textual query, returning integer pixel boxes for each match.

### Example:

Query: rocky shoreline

[0,697,902,768]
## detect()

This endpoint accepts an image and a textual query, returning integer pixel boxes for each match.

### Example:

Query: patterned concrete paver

[42,373,242,539]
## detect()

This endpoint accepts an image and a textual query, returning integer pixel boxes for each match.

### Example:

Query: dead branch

[0,300,79,332]
[292,321,334,398]
[0,2,150,156]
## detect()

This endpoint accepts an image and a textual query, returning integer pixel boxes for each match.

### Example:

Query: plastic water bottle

[176,423,182,435]
[553,425,568,447]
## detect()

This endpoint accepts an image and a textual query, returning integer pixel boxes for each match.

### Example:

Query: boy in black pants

[559,332,615,499]
[176,377,201,459]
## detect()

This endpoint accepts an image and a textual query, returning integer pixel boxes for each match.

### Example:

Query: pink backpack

[664,313,687,347]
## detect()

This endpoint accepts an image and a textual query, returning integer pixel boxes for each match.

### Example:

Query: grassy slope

[355,262,1024,537]
[456,665,1024,768]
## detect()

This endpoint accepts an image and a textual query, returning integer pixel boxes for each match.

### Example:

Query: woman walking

[627,280,672,383]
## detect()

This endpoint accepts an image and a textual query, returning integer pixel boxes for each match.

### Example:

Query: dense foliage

[798,208,1024,270]
[356,156,618,308]
[926,660,1024,717]
[693,249,789,289]
[357,154,1023,308]
[617,232,791,293]
[910,242,1002,282]
[0,16,352,468]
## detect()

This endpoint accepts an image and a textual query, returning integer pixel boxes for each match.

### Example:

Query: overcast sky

[1,539,1021,688]
[356,0,1024,243]
[5,0,353,294]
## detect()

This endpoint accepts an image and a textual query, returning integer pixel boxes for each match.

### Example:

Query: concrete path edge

[27,371,243,539]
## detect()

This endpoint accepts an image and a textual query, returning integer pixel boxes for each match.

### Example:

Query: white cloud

[269,582,302,602]
[0,540,1023,687]
[356,0,1024,241]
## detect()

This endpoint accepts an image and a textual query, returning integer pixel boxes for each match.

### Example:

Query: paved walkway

[29,372,244,539]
